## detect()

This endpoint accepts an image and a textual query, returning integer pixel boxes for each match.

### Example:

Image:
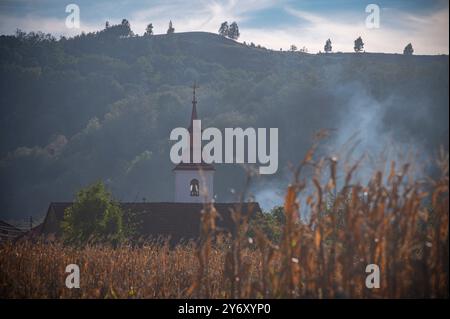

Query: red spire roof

[174,83,215,171]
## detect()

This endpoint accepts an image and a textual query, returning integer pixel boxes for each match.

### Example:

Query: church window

[190,179,199,196]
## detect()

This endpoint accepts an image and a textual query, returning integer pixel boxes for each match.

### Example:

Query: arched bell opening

[190,178,200,197]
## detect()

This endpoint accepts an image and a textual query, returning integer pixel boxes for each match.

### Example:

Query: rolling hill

[0,30,448,220]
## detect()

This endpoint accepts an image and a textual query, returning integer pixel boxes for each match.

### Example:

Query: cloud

[127,0,278,35]
[0,0,447,54]
[239,6,449,54]
[0,13,101,37]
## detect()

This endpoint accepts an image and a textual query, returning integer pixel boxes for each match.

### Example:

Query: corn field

[0,143,448,298]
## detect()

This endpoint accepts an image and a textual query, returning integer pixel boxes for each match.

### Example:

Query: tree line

[289,37,414,55]
[58,18,415,55]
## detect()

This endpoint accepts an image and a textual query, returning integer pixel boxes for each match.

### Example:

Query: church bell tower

[173,84,215,203]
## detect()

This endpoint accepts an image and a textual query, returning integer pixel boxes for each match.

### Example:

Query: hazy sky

[0,0,448,54]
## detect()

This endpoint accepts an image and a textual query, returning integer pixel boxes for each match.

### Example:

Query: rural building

[0,220,25,243]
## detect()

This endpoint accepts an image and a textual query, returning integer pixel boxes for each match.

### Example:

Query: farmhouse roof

[0,220,25,241]
[39,202,261,243]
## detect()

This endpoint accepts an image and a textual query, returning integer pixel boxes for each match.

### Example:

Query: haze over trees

[0,22,448,220]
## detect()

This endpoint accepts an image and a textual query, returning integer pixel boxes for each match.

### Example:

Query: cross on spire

[189,83,199,130]
[192,82,198,104]
[191,82,198,121]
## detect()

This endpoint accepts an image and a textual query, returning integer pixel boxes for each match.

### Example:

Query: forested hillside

[0,27,448,220]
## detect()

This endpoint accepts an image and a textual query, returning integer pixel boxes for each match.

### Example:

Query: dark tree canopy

[218,21,229,37]
[228,22,240,40]
[217,21,239,40]
[98,19,133,38]
[404,43,414,55]
[324,38,332,53]
[167,20,175,34]
[145,23,154,36]
[354,36,364,52]
[121,19,130,28]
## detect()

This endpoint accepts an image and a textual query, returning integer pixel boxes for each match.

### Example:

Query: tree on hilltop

[354,36,364,53]
[403,43,414,55]
[144,23,154,36]
[324,38,332,53]
[100,19,133,38]
[218,21,229,36]
[167,20,175,34]
[228,21,240,40]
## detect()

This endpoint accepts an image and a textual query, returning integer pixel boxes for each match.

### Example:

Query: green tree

[249,206,285,243]
[61,181,125,245]
[121,19,130,28]
[218,21,229,37]
[354,36,364,53]
[403,43,414,55]
[290,44,297,52]
[100,19,133,38]
[299,46,308,53]
[167,20,175,34]
[144,23,154,36]
[228,21,240,40]
[324,38,332,53]
[120,19,133,37]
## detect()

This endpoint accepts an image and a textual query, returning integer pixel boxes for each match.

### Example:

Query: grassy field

[1,144,448,299]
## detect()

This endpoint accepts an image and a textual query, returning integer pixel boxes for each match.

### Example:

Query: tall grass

[0,144,448,298]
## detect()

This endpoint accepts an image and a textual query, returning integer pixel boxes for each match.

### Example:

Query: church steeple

[173,84,215,203]
[188,82,198,133]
